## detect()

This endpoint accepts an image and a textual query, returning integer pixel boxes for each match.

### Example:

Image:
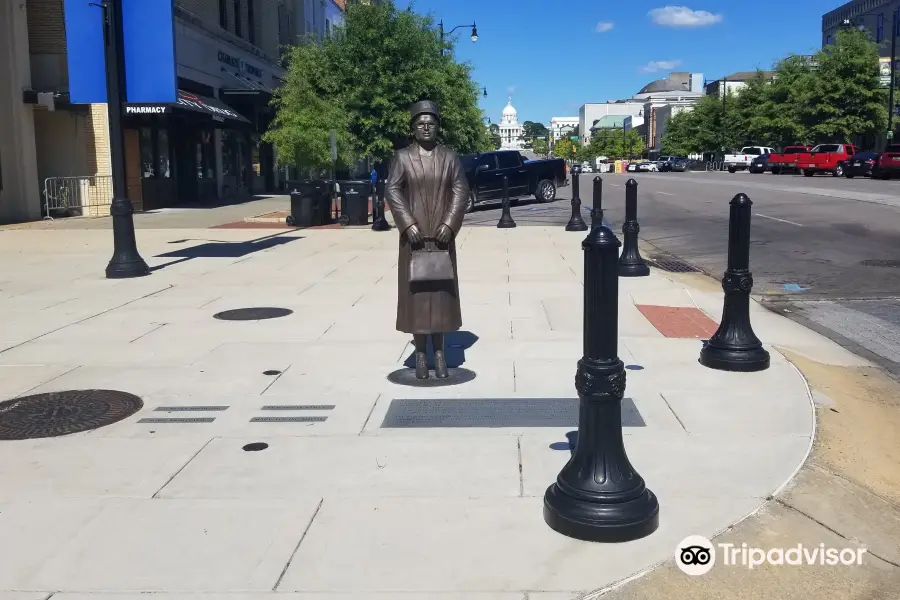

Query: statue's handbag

[409,239,454,282]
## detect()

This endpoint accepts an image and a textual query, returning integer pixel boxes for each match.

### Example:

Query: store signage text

[217,49,263,79]
[125,105,168,114]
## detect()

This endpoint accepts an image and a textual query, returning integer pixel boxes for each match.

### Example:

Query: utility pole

[720,76,728,170]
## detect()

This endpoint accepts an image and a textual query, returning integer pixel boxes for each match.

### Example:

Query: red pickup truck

[795,143,857,177]
[873,144,900,179]
[768,146,811,174]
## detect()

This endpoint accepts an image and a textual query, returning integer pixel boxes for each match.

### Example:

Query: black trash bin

[287,180,331,227]
[338,180,372,226]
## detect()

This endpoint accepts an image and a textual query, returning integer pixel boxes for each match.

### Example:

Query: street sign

[570,136,579,141]
[889,130,894,139]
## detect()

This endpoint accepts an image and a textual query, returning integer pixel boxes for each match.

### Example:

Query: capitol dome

[498,96,524,150]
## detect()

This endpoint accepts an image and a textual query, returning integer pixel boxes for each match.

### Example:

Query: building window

[878,14,885,42]
[247,0,255,44]
[157,128,171,179]
[219,0,227,29]
[140,127,155,178]
[826,34,832,45]
[233,0,242,38]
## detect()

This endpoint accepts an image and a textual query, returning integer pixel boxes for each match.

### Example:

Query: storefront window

[197,130,216,179]
[222,130,237,177]
[157,128,171,178]
[140,127,155,178]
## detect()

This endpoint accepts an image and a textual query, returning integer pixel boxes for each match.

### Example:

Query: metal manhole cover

[0,390,144,440]
[860,259,900,268]
[649,258,700,273]
[213,307,294,321]
[380,398,645,428]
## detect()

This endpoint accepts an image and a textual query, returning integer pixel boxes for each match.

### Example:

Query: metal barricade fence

[43,176,114,220]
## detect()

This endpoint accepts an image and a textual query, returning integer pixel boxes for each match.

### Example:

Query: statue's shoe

[434,350,449,379]
[415,352,430,379]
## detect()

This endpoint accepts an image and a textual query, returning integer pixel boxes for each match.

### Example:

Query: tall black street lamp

[439,20,478,57]
[101,0,149,279]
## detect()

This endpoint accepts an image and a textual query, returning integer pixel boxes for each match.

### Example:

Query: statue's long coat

[384,143,469,334]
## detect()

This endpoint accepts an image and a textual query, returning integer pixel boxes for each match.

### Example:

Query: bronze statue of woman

[384,100,469,379]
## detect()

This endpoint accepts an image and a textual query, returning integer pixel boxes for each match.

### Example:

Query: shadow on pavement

[150,231,303,270]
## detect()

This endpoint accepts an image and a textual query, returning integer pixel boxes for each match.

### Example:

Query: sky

[400,0,849,126]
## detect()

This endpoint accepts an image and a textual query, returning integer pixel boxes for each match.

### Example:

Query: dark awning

[124,89,250,123]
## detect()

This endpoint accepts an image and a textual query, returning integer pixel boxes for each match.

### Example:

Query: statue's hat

[410,100,440,123]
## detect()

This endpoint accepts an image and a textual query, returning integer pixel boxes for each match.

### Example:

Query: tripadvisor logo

[676,535,867,575]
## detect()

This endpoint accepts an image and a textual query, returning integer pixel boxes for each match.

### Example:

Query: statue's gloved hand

[435,224,453,245]
[406,223,424,245]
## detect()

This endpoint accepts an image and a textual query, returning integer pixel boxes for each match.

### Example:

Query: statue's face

[413,113,439,143]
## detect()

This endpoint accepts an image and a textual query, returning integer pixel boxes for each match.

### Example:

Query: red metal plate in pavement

[636,305,719,339]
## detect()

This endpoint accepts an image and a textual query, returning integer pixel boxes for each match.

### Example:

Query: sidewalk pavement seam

[151,437,216,499]
[0,284,173,356]
[772,495,900,569]
[272,497,325,591]
[358,392,383,435]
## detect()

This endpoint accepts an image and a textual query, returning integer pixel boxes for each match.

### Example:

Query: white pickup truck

[724,146,775,173]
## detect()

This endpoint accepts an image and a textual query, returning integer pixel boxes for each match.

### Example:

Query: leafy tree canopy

[522,121,549,139]
[660,28,888,154]
[265,0,492,171]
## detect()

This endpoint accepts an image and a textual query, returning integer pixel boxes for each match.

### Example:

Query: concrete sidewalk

[0,224,854,597]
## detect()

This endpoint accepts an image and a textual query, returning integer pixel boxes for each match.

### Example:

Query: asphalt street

[463,170,900,378]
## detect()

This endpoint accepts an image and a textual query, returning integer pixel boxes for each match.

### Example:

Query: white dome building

[499,97,524,150]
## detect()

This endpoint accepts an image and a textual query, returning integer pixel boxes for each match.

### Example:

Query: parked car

[580,162,595,173]
[638,162,659,172]
[768,146,812,174]
[872,145,900,179]
[794,143,857,177]
[748,153,771,174]
[844,151,879,178]
[460,150,568,212]
[670,157,690,172]
[626,162,639,172]
[724,146,776,172]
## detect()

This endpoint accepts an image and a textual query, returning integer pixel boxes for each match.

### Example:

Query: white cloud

[649,6,723,27]
[595,21,614,32]
[641,59,682,72]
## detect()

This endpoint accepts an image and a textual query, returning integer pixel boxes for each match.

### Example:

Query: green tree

[532,138,549,156]
[553,137,579,160]
[587,128,646,159]
[265,0,491,171]
[659,28,886,154]
[489,123,502,150]
[803,27,887,143]
[522,121,549,139]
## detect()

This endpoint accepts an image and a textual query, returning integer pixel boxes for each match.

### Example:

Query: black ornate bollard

[544,224,659,543]
[699,194,770,372]
[618,178,649,277]
[372,178,391,231]
[497,176,517,228]
[565,166,588,231]
[591,176,603,228]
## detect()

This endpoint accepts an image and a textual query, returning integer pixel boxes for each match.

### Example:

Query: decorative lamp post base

[617,259,650,278]
[543,483,660,543]
[699,344,770,372]
[105,199,149,279]
[565,215,589,232]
